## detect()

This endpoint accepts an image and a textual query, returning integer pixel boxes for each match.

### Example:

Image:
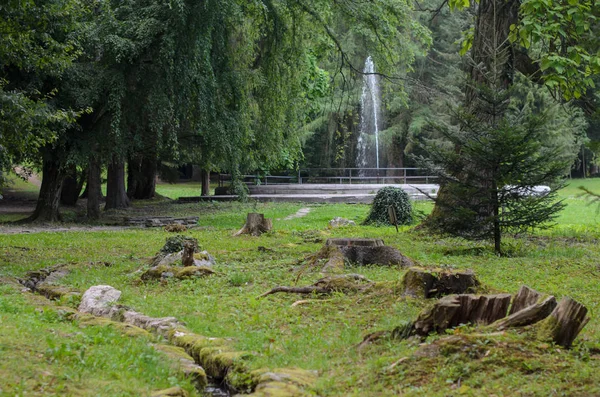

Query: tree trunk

[466,0,520,103]
[29,152,64,222]
[493,184,501,254]
[201,169,210,197]
[127,155,157,200]
[60,166,86,206]
[234,213,272,236]
[105,158,129,210]
[87,155,102,220]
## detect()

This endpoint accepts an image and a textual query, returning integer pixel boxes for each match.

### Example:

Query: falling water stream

[356,56,382,172]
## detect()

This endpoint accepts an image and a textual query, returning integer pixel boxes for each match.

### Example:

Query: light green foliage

[364,186,413,226]
[514,0,600,99]
[449,0,600,100]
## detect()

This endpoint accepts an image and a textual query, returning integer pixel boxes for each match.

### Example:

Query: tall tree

[0,0,85,220]
[426,0,600,229]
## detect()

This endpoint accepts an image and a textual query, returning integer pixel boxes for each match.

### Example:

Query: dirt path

[0,225,133,235]
[281,207,311,220]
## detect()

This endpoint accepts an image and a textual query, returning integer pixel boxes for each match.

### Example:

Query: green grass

[1,178,600,395]
[0,284,195,396]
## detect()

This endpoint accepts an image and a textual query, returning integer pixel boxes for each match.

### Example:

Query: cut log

[509,285,543,315]
[537,297,590,348]
[234,213,273,236]
[414,294,511,335]
[402,267,479,299]
[494,295,557,330]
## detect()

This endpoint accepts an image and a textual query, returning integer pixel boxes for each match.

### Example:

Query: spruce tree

[417,69,581,253]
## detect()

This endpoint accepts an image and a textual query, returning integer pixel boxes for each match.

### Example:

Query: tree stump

[402,267,480,298]
[402,268,437,298]
[414,294,512,335]
[234,213,272,236]
[326,238,384,247]
[537,297,590,348]
[182,241,196,267]
[509,285,543,315]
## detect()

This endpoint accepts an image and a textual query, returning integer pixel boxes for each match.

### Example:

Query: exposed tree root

[259,274,374,298]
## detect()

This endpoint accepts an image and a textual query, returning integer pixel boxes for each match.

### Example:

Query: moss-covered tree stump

[402,267,479,298]
[305,239,414,272]
[537,297,590,348]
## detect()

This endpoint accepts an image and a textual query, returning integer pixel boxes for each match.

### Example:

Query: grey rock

[194,250,215,267]
[78,285,122,316]
[328,217,356,228]
[156,251,183,267]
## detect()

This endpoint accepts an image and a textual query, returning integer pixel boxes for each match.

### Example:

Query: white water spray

[356,56,382,171]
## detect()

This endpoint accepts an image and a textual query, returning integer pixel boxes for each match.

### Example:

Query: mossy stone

[252,381,305,396]
[150,386,189,397]
[175,266,214,279]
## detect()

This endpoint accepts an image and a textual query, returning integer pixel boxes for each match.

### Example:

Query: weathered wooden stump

[182,241,196,267]
[509,285,544,315]
[537,297,590,348]
[414,294,512,335]
[402,267,480,299]
[494,295,557,330]
[394,284,590,348]
[234,213,273,236]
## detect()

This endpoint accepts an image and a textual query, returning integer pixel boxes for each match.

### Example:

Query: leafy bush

[364,187,412,226]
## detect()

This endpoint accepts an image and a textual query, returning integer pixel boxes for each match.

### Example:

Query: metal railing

[218,168,438,186]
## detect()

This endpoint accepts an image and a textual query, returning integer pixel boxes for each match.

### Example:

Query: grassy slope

[1,179,599,396]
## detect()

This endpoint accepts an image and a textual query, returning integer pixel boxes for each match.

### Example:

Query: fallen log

[234,213,272,236]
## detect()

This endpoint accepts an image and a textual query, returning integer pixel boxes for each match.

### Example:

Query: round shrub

[364,186,412,226]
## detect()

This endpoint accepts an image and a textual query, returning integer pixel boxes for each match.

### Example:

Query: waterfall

[356,56,382,173]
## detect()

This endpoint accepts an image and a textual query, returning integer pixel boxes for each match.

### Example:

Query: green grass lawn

[1,177,600,396]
